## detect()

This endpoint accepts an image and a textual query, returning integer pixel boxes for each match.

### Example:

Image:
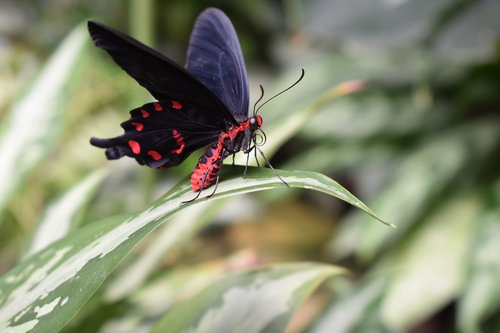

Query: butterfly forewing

[88,20,237,129]
[186,8,250,123]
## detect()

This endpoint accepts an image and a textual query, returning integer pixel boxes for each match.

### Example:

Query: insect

[89,8,303,200]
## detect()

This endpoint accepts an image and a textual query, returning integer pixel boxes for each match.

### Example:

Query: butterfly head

[248,115,263,131]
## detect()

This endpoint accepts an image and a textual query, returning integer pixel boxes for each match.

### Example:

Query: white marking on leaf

[8,247,71,304]
[0,200,178,329]
[183,268,325,333]
[34,297,60,318]
[4,263,35,286]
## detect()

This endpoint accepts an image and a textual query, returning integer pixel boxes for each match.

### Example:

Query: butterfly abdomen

[191,141,224,191]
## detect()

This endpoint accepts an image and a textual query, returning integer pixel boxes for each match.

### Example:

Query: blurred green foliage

[0,0,499,332]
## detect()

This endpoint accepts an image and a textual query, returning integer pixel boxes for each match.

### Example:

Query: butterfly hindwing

[186,8,250,122]
[90,100,221,168]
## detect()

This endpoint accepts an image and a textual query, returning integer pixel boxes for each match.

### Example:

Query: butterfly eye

[249,117,256,129]
[249,116,261,131]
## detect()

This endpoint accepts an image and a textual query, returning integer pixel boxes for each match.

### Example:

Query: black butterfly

[89,8,301,197]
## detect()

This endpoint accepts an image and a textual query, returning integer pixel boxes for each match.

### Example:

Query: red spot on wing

[171,129,185,154]
[131,122,143,131]
[128,140,141,154]
[172,145,185,155]
[147,150,162,161]
[154,102,163,111]
[172,100,182,110]
[141,109,150,118]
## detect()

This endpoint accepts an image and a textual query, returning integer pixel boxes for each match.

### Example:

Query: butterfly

[89,8,302,199]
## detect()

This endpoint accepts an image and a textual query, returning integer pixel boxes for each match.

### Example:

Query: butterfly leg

[243,146,252,179]
[254,145,260,167]
[181,167,212,204]
[182,187,203,204]
[255,146,289,188]
[242,144,263,179]
[243,145,260,178]
[207,157,224,199]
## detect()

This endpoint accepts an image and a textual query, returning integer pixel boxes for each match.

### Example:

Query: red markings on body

[153,102,163,111]
[131,122,143,131]
[222,123,247,142]
[147,150,162,161]
[171,129,185,154]
[171,100,182,110]
[191,140,224,191]
[190,118,263,192]
[140,109,150,118]
[128,140,141,154]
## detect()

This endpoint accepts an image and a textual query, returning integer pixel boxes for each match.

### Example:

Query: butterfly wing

[88,20,237,129]
[186,8,250,123]
[90,100,221,168]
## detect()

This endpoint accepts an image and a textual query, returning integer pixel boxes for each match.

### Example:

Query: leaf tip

[377,217,397,229]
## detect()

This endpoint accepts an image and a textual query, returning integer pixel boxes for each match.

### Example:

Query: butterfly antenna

[255,68,305,115]
[252,85,265,116]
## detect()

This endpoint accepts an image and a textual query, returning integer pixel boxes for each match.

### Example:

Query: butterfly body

[191,115,262,191]
[88,8,264,193]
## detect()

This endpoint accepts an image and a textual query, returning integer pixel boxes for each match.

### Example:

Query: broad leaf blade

[150,263,344,333]
[0,167,387,332]
[104,199,228,302]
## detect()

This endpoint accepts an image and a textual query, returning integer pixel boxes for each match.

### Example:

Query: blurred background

[0,0,499,332]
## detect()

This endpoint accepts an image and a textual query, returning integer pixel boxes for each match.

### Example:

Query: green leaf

[331,119,500,261]
[24,169,107,256]
[309,279,386,333]
[458,182,500,333]
[0,167,389,332]
[104,199,228,302]
[0,24,87,218]
[129,251,249,317]
[70,251,244,332]
[150,263,344,333]
[300,91,429,142]
[284,142,396,174]
[379,193,480,330]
